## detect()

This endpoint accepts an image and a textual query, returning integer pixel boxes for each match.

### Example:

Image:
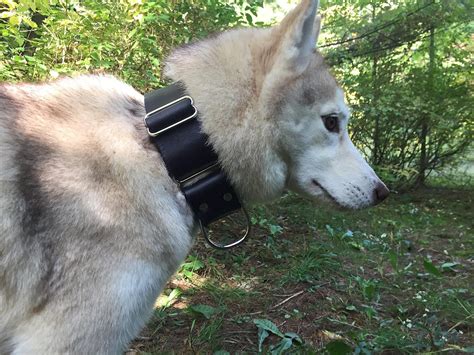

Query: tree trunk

[372,54,380,165]
[416,25,435,187]
[23,13,47,56]
[371,3,380,166]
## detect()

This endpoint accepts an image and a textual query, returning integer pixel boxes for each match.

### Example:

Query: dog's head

[258,0,389,209]
[165,0,388,209]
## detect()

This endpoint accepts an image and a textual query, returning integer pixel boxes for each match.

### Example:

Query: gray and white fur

[0,1,388,353]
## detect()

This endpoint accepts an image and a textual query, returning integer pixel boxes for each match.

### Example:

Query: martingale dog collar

[144,83,250,249]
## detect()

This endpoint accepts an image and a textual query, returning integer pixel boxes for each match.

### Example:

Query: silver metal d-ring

[200,208,251,250]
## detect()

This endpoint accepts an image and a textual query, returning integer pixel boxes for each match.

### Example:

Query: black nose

[374,183,389,204]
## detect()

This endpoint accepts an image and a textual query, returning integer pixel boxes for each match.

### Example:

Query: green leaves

[187,304,220,320]
[253,319,303,354]
[423,259,460,277]
[179,255,204,280]
[322,0,473,188]
[254,318,284,338]
[354,276,379,301]
[0,0,266,89]
[441,262,460,271]
[1,0,471,184]
[257,326,270,353]
[423,259,442,277]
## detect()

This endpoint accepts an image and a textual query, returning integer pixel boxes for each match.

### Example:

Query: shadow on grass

[131,188,473,354]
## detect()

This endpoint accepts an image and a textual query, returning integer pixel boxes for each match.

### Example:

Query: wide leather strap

[144,83,242,226]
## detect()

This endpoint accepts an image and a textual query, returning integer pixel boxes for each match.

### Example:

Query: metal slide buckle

[199,207,251,249]
[145,96,198,137]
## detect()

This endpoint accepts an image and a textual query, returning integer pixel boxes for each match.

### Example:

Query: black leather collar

[144,83,249,249]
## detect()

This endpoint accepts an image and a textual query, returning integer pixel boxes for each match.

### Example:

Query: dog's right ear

[274,0,320,74]
[256,0,321,111]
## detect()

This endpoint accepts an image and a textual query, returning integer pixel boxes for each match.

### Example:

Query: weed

[254,319,303,354]
[179,255,204,280]
[281,245,340,285]
[131,188,474,353]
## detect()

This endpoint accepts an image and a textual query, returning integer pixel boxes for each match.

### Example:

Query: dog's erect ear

[276,0,320,73]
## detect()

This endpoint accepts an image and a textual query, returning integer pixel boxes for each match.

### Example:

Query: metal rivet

[223,193,233,202]
[199,203,208,213]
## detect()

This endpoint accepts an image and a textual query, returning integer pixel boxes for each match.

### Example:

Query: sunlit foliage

[1,0,472,187]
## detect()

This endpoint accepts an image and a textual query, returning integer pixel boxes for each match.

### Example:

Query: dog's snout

[373,183,389,204]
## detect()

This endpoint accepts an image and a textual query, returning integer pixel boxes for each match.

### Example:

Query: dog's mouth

[311,179,346,209]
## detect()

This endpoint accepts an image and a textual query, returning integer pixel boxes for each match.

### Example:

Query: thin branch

[320,1,436,48]
[271,290,305,309]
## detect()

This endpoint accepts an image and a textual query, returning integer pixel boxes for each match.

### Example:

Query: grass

[130,187,473,354]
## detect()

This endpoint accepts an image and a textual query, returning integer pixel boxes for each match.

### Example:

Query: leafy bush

[0,0,263,91]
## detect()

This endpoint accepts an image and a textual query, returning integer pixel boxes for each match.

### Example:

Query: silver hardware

[200,207,251,250]
[179,162,219,184]
[145,96,198,137]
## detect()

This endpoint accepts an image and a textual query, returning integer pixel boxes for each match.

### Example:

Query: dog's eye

[322,115,339,133]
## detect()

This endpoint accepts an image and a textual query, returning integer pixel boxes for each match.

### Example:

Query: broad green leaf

[187,304,219,319]
[423,259,442,277]
[23,17,38,28]
[284,332,302,343]
[257,328,269,353]
[441,261,460,270]
[253,319,284,338]
[270,337,293,355]
[8,15,20,26]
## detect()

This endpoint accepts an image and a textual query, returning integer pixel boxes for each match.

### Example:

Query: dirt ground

[130,188,473,354]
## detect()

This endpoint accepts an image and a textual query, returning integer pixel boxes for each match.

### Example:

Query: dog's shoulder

[0,75,151,238]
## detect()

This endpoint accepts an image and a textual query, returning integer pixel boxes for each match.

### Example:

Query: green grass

[131,187,473,354]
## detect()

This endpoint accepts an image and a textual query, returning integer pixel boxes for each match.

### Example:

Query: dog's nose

[373,183,389,204]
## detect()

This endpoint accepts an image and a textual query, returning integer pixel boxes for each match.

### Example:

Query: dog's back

[0,76,195,353]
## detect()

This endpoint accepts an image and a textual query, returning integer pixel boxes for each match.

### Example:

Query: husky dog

[0,0,388,353]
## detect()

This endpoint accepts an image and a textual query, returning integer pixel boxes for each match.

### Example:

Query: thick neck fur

[164,28,288,203]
